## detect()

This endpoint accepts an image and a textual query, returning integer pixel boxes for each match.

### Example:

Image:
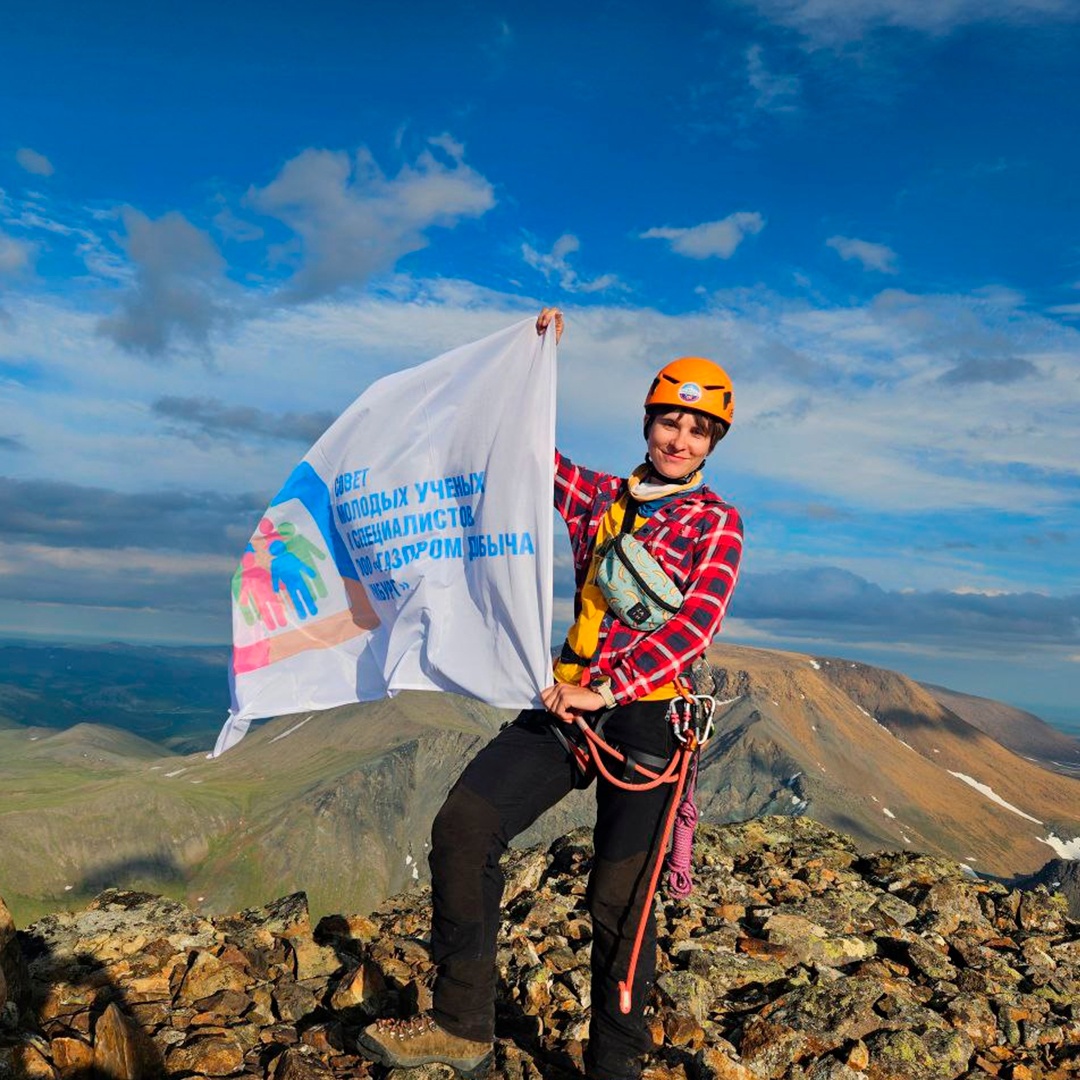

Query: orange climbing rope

[565,686,704,1015]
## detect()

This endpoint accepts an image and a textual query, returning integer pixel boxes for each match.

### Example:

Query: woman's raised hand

[536,307,564,344]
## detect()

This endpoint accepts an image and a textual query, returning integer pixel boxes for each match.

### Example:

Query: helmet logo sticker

[677,381,703,404]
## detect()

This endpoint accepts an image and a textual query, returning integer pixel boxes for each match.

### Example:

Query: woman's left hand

[541,682,604,722]
[536,307,564,344]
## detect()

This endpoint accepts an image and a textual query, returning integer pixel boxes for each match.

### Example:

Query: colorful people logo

[278,521,328,598]
[233,516,330,631]
[235,548,287,629]
[269,539,318,618]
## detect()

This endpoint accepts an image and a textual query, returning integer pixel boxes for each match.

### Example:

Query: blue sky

[1,0,1078,726]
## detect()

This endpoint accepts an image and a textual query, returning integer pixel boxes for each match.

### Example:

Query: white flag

[211,318,556,756]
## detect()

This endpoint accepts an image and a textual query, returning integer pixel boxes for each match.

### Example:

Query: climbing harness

[552,478,732,1016]
[561,682,718,1015]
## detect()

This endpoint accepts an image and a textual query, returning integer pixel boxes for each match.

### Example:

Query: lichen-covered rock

[944,991,999,1048]
[739,979,887,1077]
[864,1026,974,1080]
[654,970,712,1024]
[270,1045,341,1078]
[805,1061,865,1080]
[273,979,319,1023]
[694,1046,758,1079]
[761,912,876,967]
[1017,887,1069,935]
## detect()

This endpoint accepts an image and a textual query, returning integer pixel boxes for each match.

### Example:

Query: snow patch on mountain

[947,771,1043,824]
[1038,833,1080,859]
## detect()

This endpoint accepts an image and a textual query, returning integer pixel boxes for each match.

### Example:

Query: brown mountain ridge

[1,643,1077,930]
[700,644,1080,883]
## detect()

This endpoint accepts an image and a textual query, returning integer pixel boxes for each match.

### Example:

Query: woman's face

[645,410,712,480]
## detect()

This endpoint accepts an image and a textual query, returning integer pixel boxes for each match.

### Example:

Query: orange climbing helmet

[644,357,734,434]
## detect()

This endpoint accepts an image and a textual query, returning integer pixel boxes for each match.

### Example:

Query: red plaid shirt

[554,450,744,704]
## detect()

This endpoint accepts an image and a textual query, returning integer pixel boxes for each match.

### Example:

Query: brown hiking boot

[357,1013,492,1075]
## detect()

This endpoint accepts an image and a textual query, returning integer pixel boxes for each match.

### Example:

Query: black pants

[428,701,676,1080]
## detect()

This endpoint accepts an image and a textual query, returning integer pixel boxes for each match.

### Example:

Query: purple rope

[665,756,699,898]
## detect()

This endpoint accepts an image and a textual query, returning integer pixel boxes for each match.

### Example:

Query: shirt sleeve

[554,449,610,563]
[602,506,744,703]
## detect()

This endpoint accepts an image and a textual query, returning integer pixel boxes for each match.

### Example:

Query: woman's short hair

[643,406,729,451]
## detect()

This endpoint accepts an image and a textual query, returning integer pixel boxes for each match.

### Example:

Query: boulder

[0,894,29,1024]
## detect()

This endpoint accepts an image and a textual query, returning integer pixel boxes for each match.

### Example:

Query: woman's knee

[431,783,507,869]
[587,852,650,934]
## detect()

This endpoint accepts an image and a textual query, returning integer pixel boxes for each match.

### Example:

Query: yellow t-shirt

[552,494,677,701]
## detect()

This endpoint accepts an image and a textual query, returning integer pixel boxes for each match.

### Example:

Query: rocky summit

[2,816,1080,1080]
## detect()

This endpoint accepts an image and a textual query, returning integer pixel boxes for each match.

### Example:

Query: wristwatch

[594,678,618,709]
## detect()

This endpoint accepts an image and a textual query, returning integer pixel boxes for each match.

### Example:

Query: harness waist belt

[550,709,672,776]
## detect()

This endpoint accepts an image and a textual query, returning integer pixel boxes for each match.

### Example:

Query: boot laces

[373,1014,438,1040]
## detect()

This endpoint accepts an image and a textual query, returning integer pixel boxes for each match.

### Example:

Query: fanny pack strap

[559,491,643,669]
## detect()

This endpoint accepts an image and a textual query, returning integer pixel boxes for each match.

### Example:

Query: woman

[359,308,744,1079]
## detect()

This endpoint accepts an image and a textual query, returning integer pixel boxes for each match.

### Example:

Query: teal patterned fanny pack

[595,497,684,631]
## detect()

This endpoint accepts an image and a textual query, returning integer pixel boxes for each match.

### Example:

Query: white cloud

[641,212,766,259]
[1,192,127,282]
[98,208,235,356]
[247,136,495,301]
[521,233,622,294]
[746,44,801,112]
[212,205,264,243]
[744,0,1076,45]
[15,148,54,177]
[827,235,899,274]
[2,275,1080,659]
[4,275,1080,553]
[538,285,1080,523]
[0,229,35,274]
[7,278,1079,524]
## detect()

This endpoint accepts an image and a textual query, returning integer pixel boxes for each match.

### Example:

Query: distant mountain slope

[921,682,1080,776]
[697,645,1080,880]
[1014,857,1080,919]
[0,642,228,751]
[2,642,1077,929]
[0,691,593,926]
[20,721,166,765]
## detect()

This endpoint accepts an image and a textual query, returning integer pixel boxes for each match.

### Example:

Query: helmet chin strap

[644,454,699,486]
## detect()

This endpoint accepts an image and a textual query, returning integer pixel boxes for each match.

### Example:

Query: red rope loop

[565,706,700,1016]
